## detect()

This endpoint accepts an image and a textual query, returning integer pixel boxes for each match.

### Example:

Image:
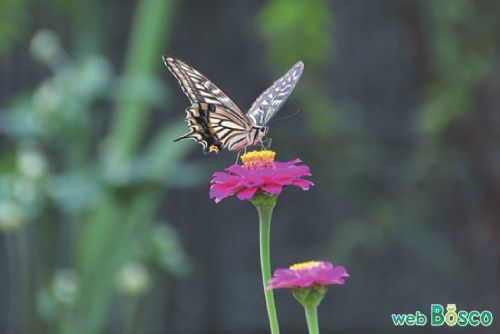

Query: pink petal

[226,165,248,176]
[297,277,316,287]
[211,172,238,183]
[209,184,229,199]
[291,179,314,190]
[274,159,302,168]
[261,183,283,195]
[236,187,258,200]
[210,184,245,202]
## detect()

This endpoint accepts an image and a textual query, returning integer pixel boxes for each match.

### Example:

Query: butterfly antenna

[268,109,301,125]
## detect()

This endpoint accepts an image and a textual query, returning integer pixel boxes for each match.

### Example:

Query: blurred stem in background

[66,0,179,333]
[1,0,193,333]
[109,0,177,158]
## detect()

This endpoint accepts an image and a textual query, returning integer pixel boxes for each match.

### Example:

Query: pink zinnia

[209,150,313,203]
[268,260,349,289]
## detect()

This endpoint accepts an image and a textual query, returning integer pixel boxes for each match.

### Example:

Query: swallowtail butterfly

[163,56,304,153]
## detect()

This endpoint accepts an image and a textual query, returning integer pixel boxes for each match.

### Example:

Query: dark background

[0,0,499,333]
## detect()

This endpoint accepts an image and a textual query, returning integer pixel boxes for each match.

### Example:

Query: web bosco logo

[431,304,493,327]
[391,304,493,327]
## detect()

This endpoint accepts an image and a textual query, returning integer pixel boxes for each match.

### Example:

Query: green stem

[256,203,280,334]
[109,0,177,159]
[304,304,319,334]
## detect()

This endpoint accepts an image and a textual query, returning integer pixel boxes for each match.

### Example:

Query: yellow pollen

[209,145,220,153]
[289,261,320,271]
[241,150,276,170]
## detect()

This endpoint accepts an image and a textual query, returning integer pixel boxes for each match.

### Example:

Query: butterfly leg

[235,151,242,164]
[262,137,272,150]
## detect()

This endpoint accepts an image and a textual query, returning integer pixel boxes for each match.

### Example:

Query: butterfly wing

[163,56,244,115]
[175,103,252,153]
[246,61,304,127]
[163,56,253,152]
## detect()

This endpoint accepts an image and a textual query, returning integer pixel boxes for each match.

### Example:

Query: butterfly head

[259,125,268,133]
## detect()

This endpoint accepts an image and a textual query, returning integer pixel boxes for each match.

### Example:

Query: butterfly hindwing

[206,105,251,150]
[174,102,250,153]
[247,61,304,127]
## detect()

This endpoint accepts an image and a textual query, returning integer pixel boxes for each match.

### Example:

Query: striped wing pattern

[163,56,304,152]
[176,103,249,152]
[163,56,253,153]
[205,105,251,151]
[162,56,243,113]
[246,61,304,127]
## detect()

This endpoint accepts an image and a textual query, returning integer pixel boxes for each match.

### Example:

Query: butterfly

[162,56,304,153]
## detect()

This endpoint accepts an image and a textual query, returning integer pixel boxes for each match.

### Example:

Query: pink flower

[268,261,349,290]
[209,150,313,203]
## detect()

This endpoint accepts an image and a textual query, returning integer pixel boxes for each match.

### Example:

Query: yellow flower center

[289,261,321,271]
[241,150,276,170]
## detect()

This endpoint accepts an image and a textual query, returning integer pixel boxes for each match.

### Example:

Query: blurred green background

[0,0,499,333]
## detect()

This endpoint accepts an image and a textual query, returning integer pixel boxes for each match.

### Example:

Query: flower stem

[254,195,280,334]
[304,304,320,334]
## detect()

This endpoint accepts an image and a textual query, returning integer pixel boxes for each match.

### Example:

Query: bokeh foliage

[0,0,30,53]
[257,0,336,137]
[0,0,193,333]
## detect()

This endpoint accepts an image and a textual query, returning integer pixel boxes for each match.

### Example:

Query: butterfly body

[175,102,267,153]
[163,56,303,153]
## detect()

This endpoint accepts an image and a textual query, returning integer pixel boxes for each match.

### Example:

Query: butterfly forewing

[246,61,304,127]
[162,56,244,115]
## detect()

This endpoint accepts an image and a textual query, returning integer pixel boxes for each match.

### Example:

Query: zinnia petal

[291,179,314,190]
[261,183,283,195]
[236,187,259,200]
